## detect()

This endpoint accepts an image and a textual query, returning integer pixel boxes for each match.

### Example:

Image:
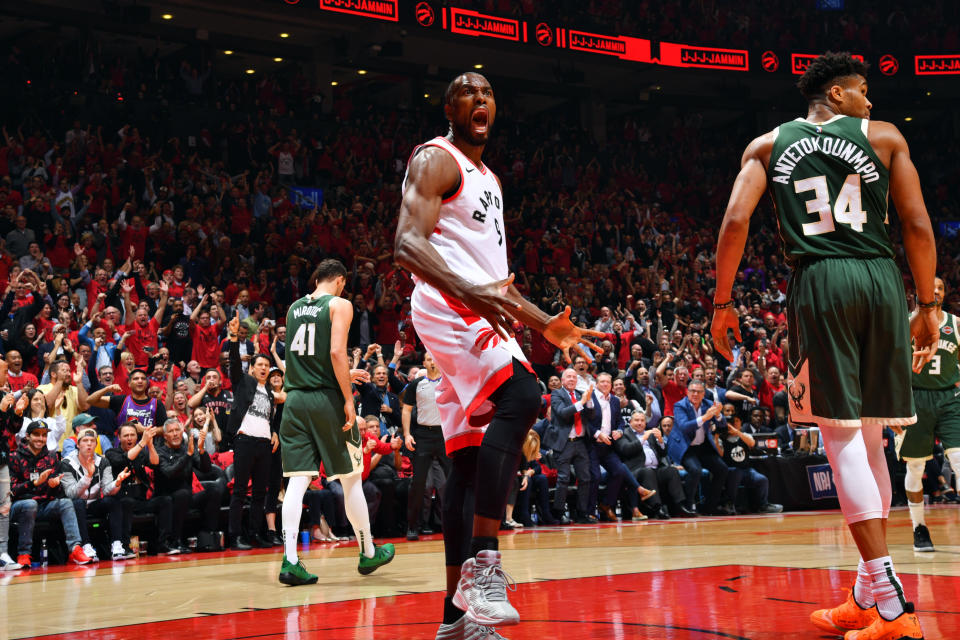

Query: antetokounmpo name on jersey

[771,136,881,185]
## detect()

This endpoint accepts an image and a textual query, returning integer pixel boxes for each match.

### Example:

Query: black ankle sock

[469,536,499,557]
[443,596,464,625]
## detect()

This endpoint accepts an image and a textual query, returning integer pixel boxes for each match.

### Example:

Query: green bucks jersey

[767,115,893,264]
[912,311,960,390]
[284,294,339,395]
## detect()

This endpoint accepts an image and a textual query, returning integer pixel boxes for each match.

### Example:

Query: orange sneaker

[68,544,92,565]
[844,603,923,640]
[810,590,879,634]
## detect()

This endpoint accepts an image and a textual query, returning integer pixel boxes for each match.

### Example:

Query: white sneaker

[435,616,465,640]
[504,519,523,529]
[435,616,509,640]
[83,543,99,562]
[452,550,519,627]
[466,620,509,639]
[111,540,136,560]
[0,553,22,571]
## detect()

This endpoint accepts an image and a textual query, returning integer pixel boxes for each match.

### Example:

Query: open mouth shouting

[471,107,489,136]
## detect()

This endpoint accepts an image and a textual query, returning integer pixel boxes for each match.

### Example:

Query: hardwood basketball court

[4,506,959,639]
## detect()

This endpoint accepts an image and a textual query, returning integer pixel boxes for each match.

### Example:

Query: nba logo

[815,126,822,133]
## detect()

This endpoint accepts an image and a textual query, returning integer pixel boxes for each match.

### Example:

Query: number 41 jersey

[767,115,893,264]
[284,293,338,395]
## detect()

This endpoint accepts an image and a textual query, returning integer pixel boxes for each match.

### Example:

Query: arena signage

[448,8,521,42]
[318,0,399,22]
[915,54,960,75]
[290,1,954,77]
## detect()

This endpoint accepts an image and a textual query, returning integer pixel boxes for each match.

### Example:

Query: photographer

[714,407,782,515]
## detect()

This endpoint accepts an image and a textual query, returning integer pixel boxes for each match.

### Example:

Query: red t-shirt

[661,380,686,417]
[124,318,160,367]
[191,321,222,369]
[8,370,38,392]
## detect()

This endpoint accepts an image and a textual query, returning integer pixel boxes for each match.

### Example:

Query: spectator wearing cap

[9,420,92,566]
[62,412,112,457]
[59,423,135,561]
[11,388,65,454]
[105,421,179,555]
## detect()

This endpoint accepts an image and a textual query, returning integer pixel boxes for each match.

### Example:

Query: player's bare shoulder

[742,129,777,170]
[405,144,461,195]
[864,119,908,169]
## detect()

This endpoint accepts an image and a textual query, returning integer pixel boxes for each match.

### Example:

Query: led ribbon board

[567,29,652,63]
[319,0,399,22]
[659,43,748,71]
[792,53,864,75]
[449,8,521,42]
[915,55,960,75]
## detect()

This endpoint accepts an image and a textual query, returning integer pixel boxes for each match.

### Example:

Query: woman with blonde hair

[507,430,558,527]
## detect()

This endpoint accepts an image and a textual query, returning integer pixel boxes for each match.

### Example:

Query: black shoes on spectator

[576,515,599,524]
[265,530,284,547]
[420,526,435,536]
[651,506,671,520]
[759,503,784,514]
[156,540,181,555]
[557,515,573,525]
[406,529,419,541]
[672,504,699,518]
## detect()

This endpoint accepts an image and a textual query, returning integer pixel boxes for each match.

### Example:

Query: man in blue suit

[668,378,731,515]
[543,368,595,524]
[586,373,656,521]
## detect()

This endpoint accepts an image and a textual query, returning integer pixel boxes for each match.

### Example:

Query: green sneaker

[357,543,395,575]
[279,555,318,586]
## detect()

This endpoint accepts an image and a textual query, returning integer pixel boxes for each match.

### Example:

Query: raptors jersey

[403,136,531,452]
[402,136,507,286]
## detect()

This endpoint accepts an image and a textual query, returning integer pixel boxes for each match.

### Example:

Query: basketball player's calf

[454,363,540,627]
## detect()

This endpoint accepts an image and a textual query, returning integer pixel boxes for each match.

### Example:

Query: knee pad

[904,459,925,494]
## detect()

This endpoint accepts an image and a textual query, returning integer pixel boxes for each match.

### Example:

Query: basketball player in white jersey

[395,72,603,639]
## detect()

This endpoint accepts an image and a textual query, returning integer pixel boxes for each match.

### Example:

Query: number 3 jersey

[284,293,338,394]
[911,311,960,390]
[767,115,893,264]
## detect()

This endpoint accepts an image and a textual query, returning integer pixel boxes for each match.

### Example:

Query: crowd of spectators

[0,27,959,569]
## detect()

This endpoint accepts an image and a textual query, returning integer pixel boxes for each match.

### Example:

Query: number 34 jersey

[767,115,893,264]
[912,311,960,391]
[402,136,507,287]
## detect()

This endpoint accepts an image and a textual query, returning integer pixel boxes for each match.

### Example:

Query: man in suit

[357,364,401,436]
[615,410,694,518]
[543,368,595,524]
[775,420,796,452]
[586,373,655,521]
[668,378,731,515]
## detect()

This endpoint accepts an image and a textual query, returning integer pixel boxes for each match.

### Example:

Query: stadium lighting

[274,57,283,62]
[246,69,255,74]
[224,50,234,55]
[331,81,339,86]
[358,69,367,75]
[162,14,173,20]
[424,93,429,98]
[904,116,913,121]
[280,33,290,38]
[474,64,483,69]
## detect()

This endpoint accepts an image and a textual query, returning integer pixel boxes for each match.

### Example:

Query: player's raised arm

[395,147,519,339]
[711,133,774,362]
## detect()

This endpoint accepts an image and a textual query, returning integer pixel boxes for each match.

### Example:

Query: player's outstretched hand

[710,307,741,363]
[910,306,939,373]
[350,368,371,384]
[543,306,604,361]
[460,273,522,340]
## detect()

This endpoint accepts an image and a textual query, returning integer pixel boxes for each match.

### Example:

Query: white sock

[864,556,907,620]
[947,450,960,492]
[854,558,875,608]
[341,474,375,558]
[282,476,311,564]
[908,500,925,529]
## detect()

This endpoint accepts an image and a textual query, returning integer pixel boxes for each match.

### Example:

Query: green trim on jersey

[767,115,893,264]
[912,311,960,390]
[283,294,339,394]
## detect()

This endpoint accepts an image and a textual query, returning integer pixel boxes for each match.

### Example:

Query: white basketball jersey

[402,136,506,286]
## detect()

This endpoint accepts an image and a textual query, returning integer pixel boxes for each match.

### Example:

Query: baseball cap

[72,413,96,429]
[26,420,49,435]
[77,427,98,441]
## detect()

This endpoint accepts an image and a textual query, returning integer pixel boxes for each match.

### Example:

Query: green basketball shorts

[899,386,960,460]
[280,388,363,480]
[785,257,915,428]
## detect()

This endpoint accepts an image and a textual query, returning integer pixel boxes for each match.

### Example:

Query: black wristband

[713,300,734,310]
[917,299,938,309]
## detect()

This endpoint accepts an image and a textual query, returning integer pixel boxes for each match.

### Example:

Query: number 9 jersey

[767,115,893,265]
